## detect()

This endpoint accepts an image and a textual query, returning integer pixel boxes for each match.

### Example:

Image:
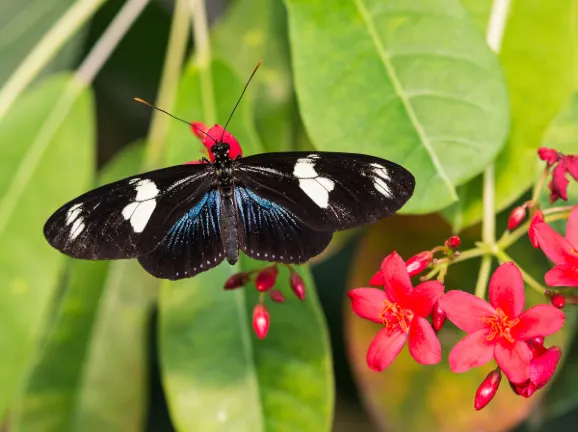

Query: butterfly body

[44,141,415,280]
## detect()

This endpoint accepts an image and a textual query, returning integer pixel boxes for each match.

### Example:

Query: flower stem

[494,250,547,295]
[76,0,150,85]
[144,0,191,169]
[531,166,550,204]
[191,0,216,124]
[0,0,107,119]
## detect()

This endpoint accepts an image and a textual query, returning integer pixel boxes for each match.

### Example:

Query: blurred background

[1,0,578,431]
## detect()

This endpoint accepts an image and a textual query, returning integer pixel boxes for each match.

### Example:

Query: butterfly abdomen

[220,185,239,264]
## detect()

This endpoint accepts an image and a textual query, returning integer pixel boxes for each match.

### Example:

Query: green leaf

[159,60,334,431]
[284,0,509,213]
[212,0,295,152]
[0,0,83,87]
[443,0,578,230]
[10,142,150,432]
[0,74,94,417]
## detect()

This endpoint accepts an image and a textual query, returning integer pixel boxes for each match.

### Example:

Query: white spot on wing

[374,177,392,197]
[293,156,335,208]
[128,200,156,232]
[66,204,85,240]
[134,179,159,201]
[317,177,335,191]
[299,179,330,208]
[121,179,160,232]
[69,218,85,239]
[66,203,82,225]
[293,158,317,178]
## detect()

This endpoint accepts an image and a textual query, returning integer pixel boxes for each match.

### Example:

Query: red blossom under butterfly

[538,147,578,203]
[349,252,444,372]
[186,122,243,164]
[510,338,561,398]
[533,206,578,287]
[439,263,565,384]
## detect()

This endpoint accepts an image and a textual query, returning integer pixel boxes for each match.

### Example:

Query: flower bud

[406,251,433,277]
[269,289,285,303]
[369,270,384,286]
[538,147,559,165]
[224,272,250,290]
[432,302,446,331]
[474,368,502,410]
[289,271,306,300]
[528,209,545,248]
[252,304,270,339]
[507,206,527,230]
[255,266,278,292]
[551,294,565,309]
[445,236,461,249]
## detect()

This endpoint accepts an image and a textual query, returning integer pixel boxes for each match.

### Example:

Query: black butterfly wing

[43,164,215,260]
[234,186,333,264]
[138,188,225,280]
[233,152,415,231]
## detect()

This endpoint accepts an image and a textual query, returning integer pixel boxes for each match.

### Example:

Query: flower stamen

[380,300,413,333]
[482,308,520,343]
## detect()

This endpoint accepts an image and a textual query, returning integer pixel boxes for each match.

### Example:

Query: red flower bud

[369,270,384,286]
[405,251,433,277]
[445,236,461,249]
[252,304,270,339]
[255,266,278,292]
[269,289,285,303]
[432,302,446,331]
[538,147,559,165]
[507,206,527,230]
[551,294,565,309]
[475,368,502,410]
[224,272,250,290]
[528,209,544,248]
[289,271,306,300]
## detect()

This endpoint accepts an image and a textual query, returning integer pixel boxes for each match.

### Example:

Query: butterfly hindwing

[234,186,333,264]
[138,188,225,280]
[43,164,213,260]
[233,152,415,231]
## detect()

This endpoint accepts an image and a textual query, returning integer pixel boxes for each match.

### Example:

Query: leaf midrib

[353,0,457,200]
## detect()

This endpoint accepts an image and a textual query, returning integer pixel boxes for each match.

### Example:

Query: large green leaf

[159,60,334,431]
[0,74,94,418]
[443,0,578,230]
[10,142,150,432]
[284,0,509,213]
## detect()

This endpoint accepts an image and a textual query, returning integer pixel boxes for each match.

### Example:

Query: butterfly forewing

[234,186,333,264]
[233,152,415,231]
[43,164,213,260]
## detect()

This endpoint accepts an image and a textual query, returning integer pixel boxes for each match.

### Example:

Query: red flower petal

[369,270,385,286]
[205,124,242,160]
[549,160,569,203]
[348,288,387,324]
[380,252,412,305]
[566,155,578,181]
[565,206,578,247]
[538,147,559,165]
[530,346,561,389]
[494,341,531,384]
[366,328,407,372]
[448,329,495,373]
[191,121,209,140]
[512,304,565,340]
[528,210,544,248]
[439,291,496,333]
[408,280,444,317]
[534,221,575,265]
[545,265,578,287]
[488,262,525,317]
[408,316,441,365]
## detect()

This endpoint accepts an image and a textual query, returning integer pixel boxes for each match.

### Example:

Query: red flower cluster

[350,253,566,410]
[187,121,243,163]
[538,147,578,203]
[533,206,578,287]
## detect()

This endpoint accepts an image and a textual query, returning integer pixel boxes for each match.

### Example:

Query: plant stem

[531,167,550,204]
[76,0,150,85]
[495,250,547,295]
[0,0,108,119]
[144,0,191,169]
[191,0,216,124]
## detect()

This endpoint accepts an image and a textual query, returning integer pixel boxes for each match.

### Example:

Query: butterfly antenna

[220,58,263,142]
[133,98,217,144]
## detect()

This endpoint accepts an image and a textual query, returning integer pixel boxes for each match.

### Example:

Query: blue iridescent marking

[235,187,297,231]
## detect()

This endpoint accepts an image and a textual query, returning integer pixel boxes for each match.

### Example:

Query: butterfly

[43,62,415,280]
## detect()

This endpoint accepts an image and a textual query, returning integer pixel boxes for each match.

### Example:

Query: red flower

[349,252,444,372]
[439,263,565,383]
[539,148,578,203]
[475,368,502,410]
[370,251,432,284]
[189,121,243,162]
[533,206,578,287]
[510,340,561,398]
[538,147,559,165]
[508,206,527,231]
[528,209,544,248]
